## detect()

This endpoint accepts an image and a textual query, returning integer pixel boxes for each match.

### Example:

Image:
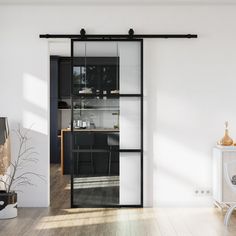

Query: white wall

[1,4,236,207]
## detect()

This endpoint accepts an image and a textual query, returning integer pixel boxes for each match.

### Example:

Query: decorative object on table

[79,87,92,94]
[231,175,236,185]
[213,146,236,226]
[112,112,119,129]
[218,121,234,146]
[0,117,11,176]
[58,101,69,109]
[0,125,45,219]
[111,90,119,94]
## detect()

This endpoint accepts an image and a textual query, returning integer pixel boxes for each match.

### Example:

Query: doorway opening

[49,40,71,209]
[49,39,143,208]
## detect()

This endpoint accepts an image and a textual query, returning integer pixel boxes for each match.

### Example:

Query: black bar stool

[74,132,94,175]
[107,133,119,175]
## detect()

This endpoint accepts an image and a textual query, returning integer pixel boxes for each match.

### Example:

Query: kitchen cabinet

[58,57,118,98]
[50,56,59,99]
[59,58,71,98]
[73,57,119,95]
[50,56,59,163]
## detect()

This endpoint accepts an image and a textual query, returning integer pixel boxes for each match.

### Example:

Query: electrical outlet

[205,189,211,196]
[194,188,212,196]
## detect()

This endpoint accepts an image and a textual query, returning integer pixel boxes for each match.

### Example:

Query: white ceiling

[0,0,235,5]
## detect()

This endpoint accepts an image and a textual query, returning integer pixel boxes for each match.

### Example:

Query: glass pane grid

[71,40,142,207]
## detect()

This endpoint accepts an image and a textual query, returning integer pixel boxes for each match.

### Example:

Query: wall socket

[194,188,212,196]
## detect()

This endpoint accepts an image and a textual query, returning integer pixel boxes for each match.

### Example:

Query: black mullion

[72,94,142,98]
[140,39,144,207]
[70,38,148,42]
[70,39,74,208]
[72,149,142,153]
[72,204,142,208]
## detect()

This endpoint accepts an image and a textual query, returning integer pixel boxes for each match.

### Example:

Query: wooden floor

[1,165,236,236]
[1,207,236,236]
[50,164,70,209]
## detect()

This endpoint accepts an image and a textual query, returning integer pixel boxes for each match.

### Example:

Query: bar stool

[107,133,119,175]
[74,132,94,175]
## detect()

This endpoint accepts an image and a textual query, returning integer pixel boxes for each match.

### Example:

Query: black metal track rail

[40,33,197,39]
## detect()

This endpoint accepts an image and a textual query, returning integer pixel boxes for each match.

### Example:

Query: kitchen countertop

[61,128,119,132]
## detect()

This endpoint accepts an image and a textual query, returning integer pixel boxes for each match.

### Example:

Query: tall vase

[0,117,11,176]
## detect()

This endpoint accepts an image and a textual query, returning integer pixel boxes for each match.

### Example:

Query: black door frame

[70,39,143,208]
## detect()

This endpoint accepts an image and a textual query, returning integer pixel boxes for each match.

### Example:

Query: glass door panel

[120,153,141,205]
[73,42,119,95]
[72,150,120,206]
[119,42,141,94]
[71,40,142,207]
[73,42,86,95]
[120,97,141,150]
[72,97,119,130]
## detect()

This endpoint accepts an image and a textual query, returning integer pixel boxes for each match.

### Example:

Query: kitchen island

[61,128,119,175]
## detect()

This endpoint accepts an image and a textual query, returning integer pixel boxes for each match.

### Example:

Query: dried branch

[14,181,35,187]
[13,172,45,183]
[22,151,39,160]
[18,147,35,158]
[0,125,45,193]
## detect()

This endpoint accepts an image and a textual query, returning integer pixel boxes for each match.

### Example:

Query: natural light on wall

[22,111,47,135]
[23,73,47,110]
[154,134,209,206]
[22,73,48,135]
[152,90,211,206]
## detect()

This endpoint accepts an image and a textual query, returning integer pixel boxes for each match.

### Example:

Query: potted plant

[0,124,44,219]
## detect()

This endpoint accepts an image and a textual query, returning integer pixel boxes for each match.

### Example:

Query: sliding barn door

[70,39,143,207]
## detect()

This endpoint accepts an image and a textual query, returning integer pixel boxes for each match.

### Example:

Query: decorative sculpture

[218,121,234,146]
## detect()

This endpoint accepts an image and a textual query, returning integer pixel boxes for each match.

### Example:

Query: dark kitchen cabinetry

[63,131,72,174]
[58,57,118,98]
[50,56,59,99]
[59,58,71,98]
[50,56,59,163]
[73,57,119,95]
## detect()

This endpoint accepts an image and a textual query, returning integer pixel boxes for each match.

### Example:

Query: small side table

[213,146,236,225]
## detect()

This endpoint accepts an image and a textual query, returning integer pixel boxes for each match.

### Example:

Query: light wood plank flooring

[50,164,70,209]
[1,207,236,236]
[1,165,236,236]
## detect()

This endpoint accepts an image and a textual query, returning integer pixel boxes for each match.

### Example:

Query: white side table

[213,146,236,226]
